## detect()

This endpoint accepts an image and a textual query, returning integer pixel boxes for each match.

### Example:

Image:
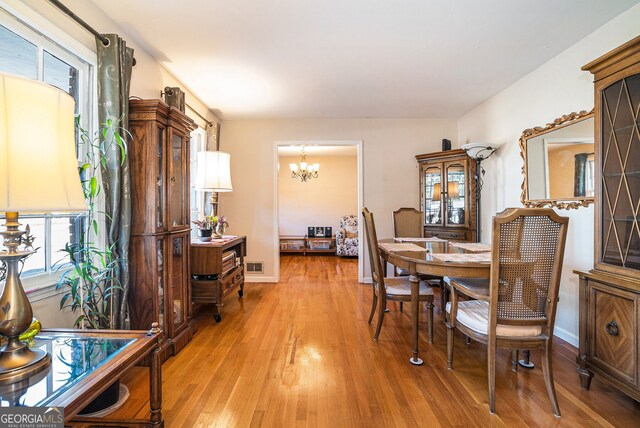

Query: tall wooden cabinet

[128,99,197,362]
[416,149,477,241]
[575,36,640,402]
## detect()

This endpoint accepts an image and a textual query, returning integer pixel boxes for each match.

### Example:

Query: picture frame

[325,226,332,237]
[307,227,315,238]
[315,227,325,237]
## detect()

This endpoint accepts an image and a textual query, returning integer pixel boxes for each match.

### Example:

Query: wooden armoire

[128,99,197,362]
[575,36,640,402]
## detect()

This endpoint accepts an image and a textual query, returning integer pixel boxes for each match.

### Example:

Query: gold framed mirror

[520,109,595,209]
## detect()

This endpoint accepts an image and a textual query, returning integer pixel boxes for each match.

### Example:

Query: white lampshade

[0,73,86,213]
[432,183,441,201]
[447,181,460,199]
[461,142,498,160]
[195,151,233,192]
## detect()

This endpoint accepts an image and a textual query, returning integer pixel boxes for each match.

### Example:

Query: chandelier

[289,147,319,182]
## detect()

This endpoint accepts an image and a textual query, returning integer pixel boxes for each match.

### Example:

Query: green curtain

[95,34,134,329]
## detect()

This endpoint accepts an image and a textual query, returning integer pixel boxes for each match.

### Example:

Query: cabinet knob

[605,320,619,336]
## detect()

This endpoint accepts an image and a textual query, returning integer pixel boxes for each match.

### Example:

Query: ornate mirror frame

[520,109,595,210]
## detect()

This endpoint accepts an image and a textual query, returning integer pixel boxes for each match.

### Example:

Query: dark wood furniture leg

[150,347,163,427]
[409,273,423,365]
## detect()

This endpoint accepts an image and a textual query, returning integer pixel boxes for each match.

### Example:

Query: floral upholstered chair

[336,214,358,257]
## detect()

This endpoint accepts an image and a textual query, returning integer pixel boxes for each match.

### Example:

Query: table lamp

[0,73,86,382]
[195,151,233,217]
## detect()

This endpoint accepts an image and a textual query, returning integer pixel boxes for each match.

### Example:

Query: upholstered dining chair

[445,208,568,416]
[392,208,445,314]
[362,207,434,341]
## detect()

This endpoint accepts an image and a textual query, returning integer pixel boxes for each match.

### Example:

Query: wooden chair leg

[512,350,519,372]
[488,336,497,414]
[542,339,561,417]
[374,300,385,340]
[446,323,454,369]
[427,300,433,344]
[399,302,403,312]
[466,336,471,345]
[368,294,378,324]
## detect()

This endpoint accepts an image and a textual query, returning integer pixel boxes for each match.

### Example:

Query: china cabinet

[575,36,640,402]
[416,149,477,241]
[128,99,197,362]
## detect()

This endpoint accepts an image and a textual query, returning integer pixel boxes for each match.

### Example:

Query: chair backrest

[392,208,423,238]
[362,208,386,294]
[488,208,569,333]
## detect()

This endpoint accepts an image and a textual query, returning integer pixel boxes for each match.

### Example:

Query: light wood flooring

[118,255,640,427]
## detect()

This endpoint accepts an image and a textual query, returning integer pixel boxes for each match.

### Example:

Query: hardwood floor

[118,255,640,427]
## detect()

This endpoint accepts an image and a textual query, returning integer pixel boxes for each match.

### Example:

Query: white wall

[278,155,357,236]
[457,4,640,345]
[221,119,457,281]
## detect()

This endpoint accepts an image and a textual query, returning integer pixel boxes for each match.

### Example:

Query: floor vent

[246,261,264,274]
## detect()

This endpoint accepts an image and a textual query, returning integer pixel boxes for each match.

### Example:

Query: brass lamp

[0,73,86,383]
[195,151,233,217]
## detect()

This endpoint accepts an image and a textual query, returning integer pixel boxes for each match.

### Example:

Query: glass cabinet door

[423,165,443,226]
[600,72,640,270]
[445,161,467,227]
[169,132,186,228]
[156,126,165,231]
[156,237,166,330]
[170,236,186,329]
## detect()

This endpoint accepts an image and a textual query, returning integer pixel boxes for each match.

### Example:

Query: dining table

[377,238,491,366]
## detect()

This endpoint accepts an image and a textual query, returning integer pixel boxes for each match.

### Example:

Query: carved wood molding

[520,109,595,210]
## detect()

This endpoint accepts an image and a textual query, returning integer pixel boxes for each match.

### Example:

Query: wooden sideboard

[191,236,247,322]
[279,235,336,255]
[576,36,640,402]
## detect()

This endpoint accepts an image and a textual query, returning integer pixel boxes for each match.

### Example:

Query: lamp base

[0,343,51,384]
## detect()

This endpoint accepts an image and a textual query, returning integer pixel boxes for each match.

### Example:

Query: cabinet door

[444,160,468,228]
[598,72,640,273]
[422,163,443,227]
[169,234,188,331]
[168,129,188,230]
[156,126,166,232]
[156,236,167,331]
[588,282,638,386]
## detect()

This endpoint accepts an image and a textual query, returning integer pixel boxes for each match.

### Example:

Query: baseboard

[244,276,277,283]
[554,326,578,347]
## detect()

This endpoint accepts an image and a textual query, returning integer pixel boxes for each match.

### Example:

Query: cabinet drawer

[424,230,467,240]
[222,266,244,297]
[588,282,639,386]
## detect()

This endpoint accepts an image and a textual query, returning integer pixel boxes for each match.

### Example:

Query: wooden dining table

[378,238,491,366]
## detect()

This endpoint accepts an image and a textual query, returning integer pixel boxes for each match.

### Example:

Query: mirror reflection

[525,117,594,201]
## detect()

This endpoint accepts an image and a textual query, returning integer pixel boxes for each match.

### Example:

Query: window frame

[190,127,208,238]
[0,2,97,298]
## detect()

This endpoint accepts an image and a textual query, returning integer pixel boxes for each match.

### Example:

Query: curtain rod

[48,0,137,65]
[185,102,216,128]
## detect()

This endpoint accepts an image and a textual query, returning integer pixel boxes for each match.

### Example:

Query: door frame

[273,140,364,283]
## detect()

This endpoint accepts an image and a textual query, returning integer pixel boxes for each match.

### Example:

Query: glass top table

[0,328,161,424]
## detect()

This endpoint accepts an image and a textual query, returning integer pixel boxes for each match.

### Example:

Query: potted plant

[56,117,129,415]
[192,215,216,241]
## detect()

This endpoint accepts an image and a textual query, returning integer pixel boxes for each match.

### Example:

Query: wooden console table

[0,327,162,426]
[279,236,336,255]
[191,236,247,322]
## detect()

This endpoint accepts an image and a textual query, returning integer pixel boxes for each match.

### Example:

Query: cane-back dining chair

[392,208,445,313]
[446,208,568,416]
[362,208,434,341]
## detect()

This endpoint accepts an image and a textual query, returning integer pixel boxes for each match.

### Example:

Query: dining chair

[445,207,568,416]
[362,207,434,342]
[392,208,445,314]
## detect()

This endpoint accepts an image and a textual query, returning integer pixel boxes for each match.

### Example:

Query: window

[0,8,93,291]
[190,127,208,237]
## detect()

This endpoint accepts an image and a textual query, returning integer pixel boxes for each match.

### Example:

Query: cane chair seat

[381,277,433,299]
[445,300,542,337]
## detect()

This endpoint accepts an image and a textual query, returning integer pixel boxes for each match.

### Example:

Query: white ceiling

[91,0,639,119]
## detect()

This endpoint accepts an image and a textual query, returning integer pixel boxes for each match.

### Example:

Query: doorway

[273,141,364,282]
